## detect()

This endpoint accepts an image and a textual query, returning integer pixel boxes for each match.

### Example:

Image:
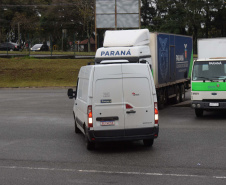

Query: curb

[172,100,191,107]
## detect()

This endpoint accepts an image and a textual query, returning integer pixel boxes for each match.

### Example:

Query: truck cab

[95,29,152,65]
[191,58,226,117]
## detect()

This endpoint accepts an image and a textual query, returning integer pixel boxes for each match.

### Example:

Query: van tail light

[126,104,133,109]
[87,105,93,128]
[154,102,158,125]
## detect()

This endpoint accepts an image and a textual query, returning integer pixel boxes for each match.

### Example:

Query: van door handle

[126,110,136,114]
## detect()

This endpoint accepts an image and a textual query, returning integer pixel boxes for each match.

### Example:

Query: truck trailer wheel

[195,109,203,117]
[143,139,154,147]
[158,89,167,109]
[174,86,180,104]
[180,84,185,102]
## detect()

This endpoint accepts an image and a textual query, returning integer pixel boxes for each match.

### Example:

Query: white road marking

[1,166,226,179]
[78,170,205,178]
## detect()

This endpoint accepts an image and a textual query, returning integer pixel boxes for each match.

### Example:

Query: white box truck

[191,38,226,117]
[95,29,193,108]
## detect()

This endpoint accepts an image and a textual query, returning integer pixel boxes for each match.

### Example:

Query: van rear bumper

[87,127,159,142]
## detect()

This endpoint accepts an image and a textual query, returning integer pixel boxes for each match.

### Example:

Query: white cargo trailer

[198,38,226,59]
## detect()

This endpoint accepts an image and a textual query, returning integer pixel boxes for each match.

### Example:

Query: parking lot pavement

[0,89,226,185]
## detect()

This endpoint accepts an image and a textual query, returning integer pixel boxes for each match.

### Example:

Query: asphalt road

[0,89,226,185]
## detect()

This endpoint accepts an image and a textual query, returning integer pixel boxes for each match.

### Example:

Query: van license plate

[209,103,219,107]
[100,121,115,126]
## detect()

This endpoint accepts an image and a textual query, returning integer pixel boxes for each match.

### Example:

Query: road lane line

[1,166,226,179]
[78,170,204,178]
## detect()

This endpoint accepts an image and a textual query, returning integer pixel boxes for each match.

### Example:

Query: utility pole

[95,0,97,51]
[139,0,141,29]
[115,0,117,30]
[18,22,20,45]
[62,29,64,51]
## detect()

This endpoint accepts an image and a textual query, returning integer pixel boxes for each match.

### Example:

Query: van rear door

[122,64,155,136]
[93,65,125,137]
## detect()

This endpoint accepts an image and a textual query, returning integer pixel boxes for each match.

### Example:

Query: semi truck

[95,29,193,108]
[191,38,226,117]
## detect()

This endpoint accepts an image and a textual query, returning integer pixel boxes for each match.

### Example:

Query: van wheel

[143,139,154,147]
[85,134,95,150]
[195,109,203,117]
[74,120,81,133]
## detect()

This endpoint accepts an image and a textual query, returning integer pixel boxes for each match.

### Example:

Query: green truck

[191,38,226,117]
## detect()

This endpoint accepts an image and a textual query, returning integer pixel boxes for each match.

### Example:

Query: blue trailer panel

[157,34,170,84]
[157,34,193,85]
[175,35,193,81]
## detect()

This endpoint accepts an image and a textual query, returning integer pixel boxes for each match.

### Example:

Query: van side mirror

[67,88,76,99]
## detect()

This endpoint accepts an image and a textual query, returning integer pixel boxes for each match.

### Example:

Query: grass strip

[0,57,92,87]
[0,51,95,56]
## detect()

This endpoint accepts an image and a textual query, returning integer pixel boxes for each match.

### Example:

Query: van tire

[195,109,203,117]
[143,139,154,147]
[85,133,95,150]
[74,120,81,133]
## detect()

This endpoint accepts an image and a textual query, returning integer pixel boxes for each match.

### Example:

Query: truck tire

[158,93,165,109]
[158,99,164,109]
[158,89,167,109]
[195,109,203,117]
[143,139,154,147]
[174,86,180,104]
[180,84,185,102]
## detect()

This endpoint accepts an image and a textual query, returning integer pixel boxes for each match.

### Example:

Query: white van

[68,62,159,150]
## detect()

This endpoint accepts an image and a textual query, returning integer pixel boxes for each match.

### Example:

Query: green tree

[39,0,94,51]
[39,0,81,50]
[0,0,49,44]
[77,0,95,52]
[214,5,226,37]
[201,0,225,38]
[141,0,226,53]
[141,0,156,30]
[157,0,187,34]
